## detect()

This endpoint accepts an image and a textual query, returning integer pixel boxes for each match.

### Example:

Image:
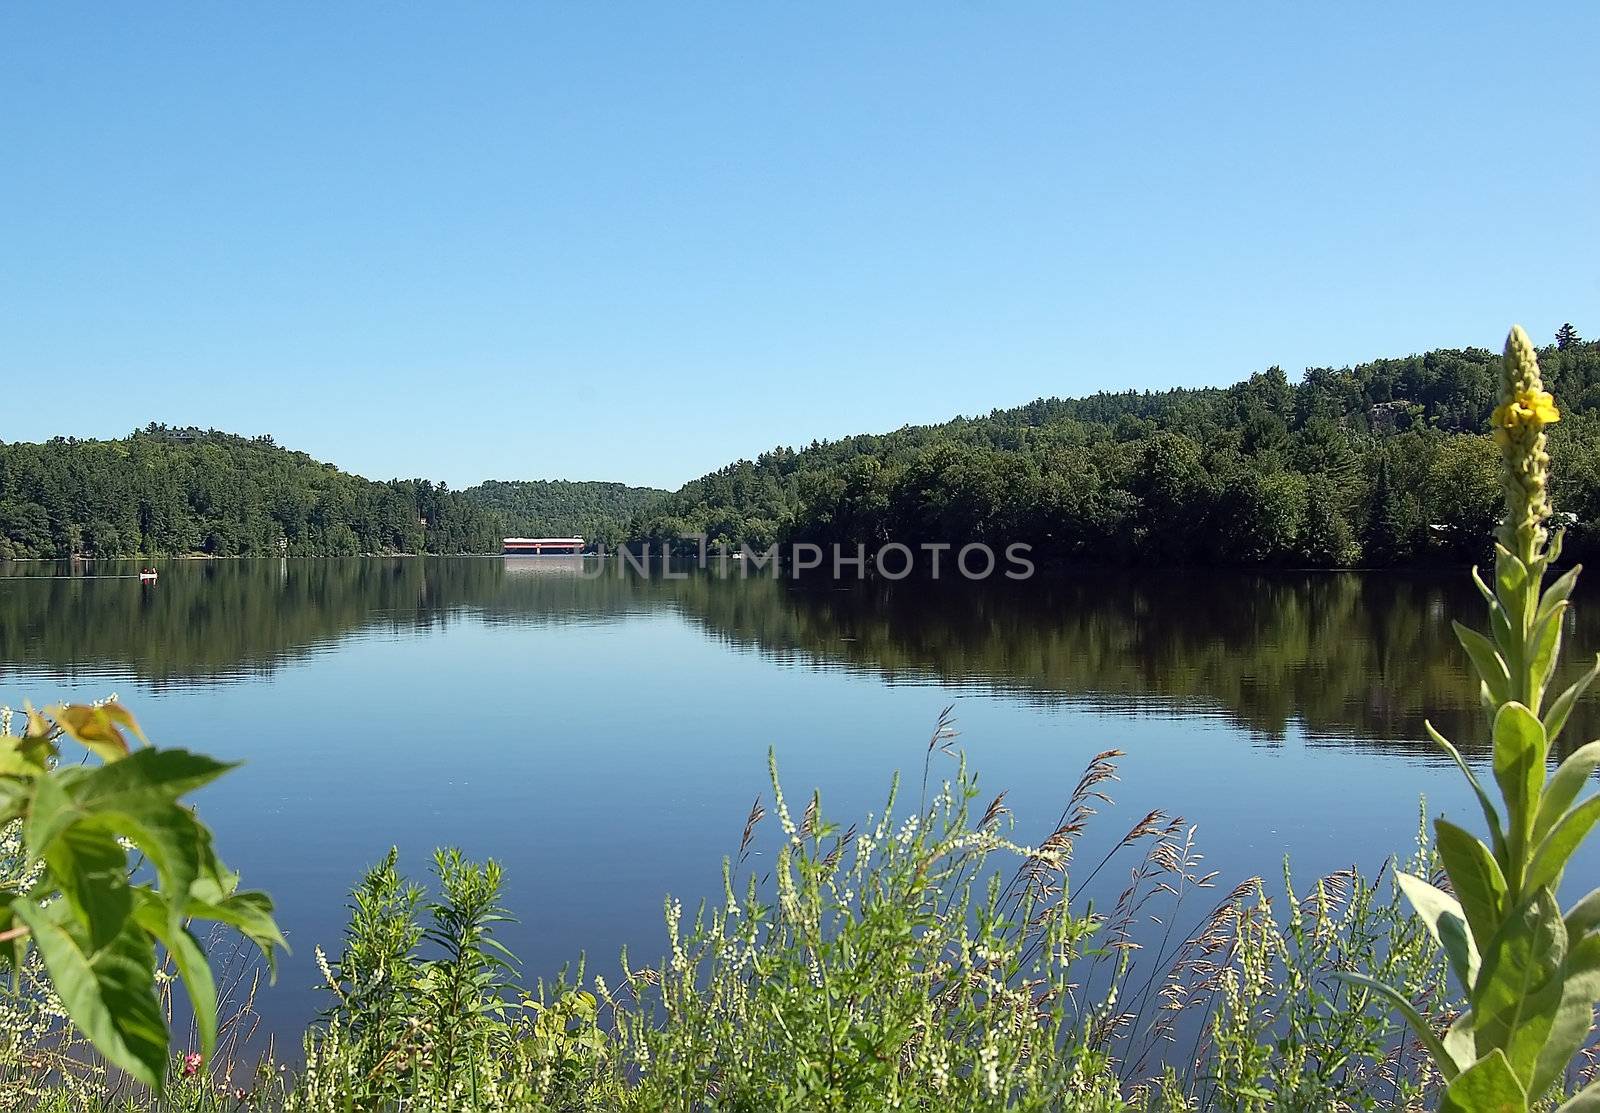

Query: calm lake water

[2,557,1597,1040]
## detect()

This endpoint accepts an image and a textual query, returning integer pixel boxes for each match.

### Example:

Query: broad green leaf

[1444,1010,1477,1077]
[23,772,79,862]
[0,751,42,778]
[1456,622,1513,706]
[1496,547,1530,620]
[132,891,217,1065]
[43,821,132,952]
[1439,913,1480,998]
[1493,702,1547,848]
[186,891,287,975]
[1334,970,1459,1079]
[1474,889,1566,1085]
[1545,655,1600,747]
[1530,603,1568,701]
[0,780,26,826]
[14,731,55,771]
[1537,740,1600,844]
[186,817,241,901]
[0,731,51,777]
[73,748,233,808]
[1436,819,1508,951]
[1473,563,1505,620]
[1398,871,1479,988]
[1539,565,1582,626]
[1531,933,1600,1101]
[1442,1048,1527,1113]
[1427,719,1508,860]
[1527,795,1600,896]
[69,750,237,928]
[12,899,168,1089]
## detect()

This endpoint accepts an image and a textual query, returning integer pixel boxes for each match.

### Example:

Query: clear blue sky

[3,3,1595,490]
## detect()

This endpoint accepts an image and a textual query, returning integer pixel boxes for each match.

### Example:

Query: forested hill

[626,329,1600,567]
[460,480,665,543]
[0,425,660,558]
[6,331,1597,565]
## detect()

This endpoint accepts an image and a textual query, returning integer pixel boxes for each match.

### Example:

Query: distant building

[502,537,585,555]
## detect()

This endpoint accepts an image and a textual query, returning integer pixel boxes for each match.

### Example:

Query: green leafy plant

[306,847,532,1109]
[0,700,285,1089]
[1343,326,1600,1111]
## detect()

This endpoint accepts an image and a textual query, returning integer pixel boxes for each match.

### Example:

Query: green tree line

[5,331,1597,565]
[462,479,664,545]
[0,426,661,559]
[628,329,1600,567]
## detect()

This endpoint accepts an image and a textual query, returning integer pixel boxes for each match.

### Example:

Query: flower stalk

[1345,326,1600,1111]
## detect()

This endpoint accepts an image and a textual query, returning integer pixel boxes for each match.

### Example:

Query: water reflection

[1,558,1592,749]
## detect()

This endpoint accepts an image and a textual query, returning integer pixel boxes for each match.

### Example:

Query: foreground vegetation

[1,326,1598,1110]
[3,734,1461,1111]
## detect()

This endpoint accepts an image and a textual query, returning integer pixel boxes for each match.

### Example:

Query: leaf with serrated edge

[44,822,132,952]
[132,891,217,1064]
[67,750,236,931]
[12,900,168,1089]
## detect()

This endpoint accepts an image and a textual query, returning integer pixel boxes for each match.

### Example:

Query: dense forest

[626,326,1600,567]
[462,479,664,544]
[0,425,661,558]
[3,327,1596,564]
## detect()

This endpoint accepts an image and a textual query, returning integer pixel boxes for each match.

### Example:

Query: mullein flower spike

[1493,325,1560,563]
[1346,325,1600,1113]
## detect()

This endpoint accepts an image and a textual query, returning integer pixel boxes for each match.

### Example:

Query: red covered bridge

[502,537,585,555]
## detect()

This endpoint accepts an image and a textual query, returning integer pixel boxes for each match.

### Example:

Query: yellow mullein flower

[1493,326,1561,560]
[1492,388,1561,431]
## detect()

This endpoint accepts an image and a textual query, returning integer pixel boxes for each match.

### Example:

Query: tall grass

[250,732,1448,1112]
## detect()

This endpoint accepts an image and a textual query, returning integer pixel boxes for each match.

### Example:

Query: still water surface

[1,557,1596,1038]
